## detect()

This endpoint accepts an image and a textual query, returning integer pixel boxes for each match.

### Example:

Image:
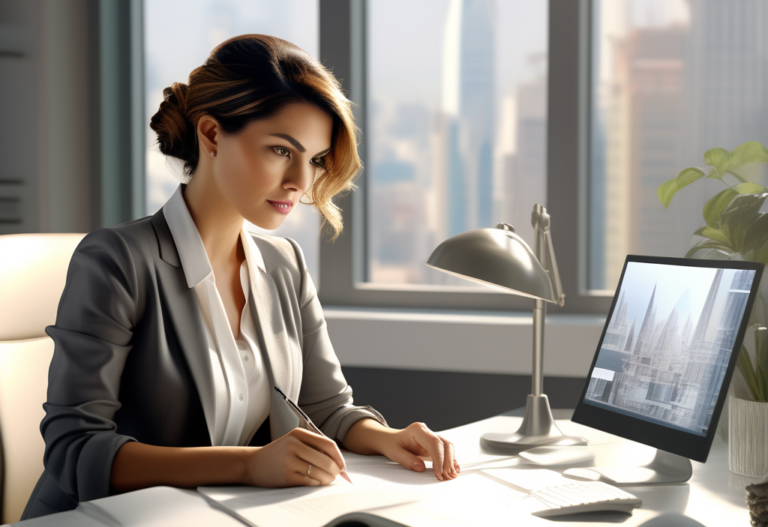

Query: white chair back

[0,233,85,524]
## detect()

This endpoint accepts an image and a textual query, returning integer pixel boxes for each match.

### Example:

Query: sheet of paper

[199,454,529,527]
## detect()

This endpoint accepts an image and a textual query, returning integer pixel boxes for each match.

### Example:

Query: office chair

[0,233,85,524]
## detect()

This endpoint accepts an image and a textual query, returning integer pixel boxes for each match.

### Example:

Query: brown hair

[149,34,360,239]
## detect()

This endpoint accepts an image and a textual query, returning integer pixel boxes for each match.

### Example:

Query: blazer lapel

[246,255,301,439]
[150,211,216,443]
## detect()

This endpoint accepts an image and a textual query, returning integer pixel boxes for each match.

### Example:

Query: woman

[22,34,458,520]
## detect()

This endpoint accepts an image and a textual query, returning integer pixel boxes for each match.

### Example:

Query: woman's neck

[182,176,244,271]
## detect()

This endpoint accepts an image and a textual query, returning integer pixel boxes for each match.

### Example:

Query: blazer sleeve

[285,238,388,443]
[41,228,140,503]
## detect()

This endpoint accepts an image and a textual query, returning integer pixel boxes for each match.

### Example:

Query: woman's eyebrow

[270,133,306,153]
[270,133,330,157]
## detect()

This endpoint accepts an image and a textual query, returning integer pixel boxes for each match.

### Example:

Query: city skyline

[591,0,768,290]
[368,0,548,285]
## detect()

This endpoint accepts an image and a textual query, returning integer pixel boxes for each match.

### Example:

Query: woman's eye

[273,147,290,158]
[311,157,327,169]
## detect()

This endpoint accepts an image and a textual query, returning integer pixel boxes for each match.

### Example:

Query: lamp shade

[426,227,555,302]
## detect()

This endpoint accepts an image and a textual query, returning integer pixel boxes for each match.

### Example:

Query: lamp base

[481,394,588,453]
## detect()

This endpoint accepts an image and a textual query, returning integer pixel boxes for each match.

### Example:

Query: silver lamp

[426,204,587,451]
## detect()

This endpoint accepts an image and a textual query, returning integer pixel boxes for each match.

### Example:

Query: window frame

[318,0,613,315]
[101,0,146,227]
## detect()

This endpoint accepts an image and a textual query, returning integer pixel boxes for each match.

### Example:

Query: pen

[274,386,353,484]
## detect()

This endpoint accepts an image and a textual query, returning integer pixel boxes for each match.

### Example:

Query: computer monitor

[570,255,763,485]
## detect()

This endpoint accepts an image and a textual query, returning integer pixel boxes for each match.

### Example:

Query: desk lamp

[426,204,587,452]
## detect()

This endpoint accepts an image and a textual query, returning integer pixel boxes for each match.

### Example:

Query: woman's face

[213,101,333,230]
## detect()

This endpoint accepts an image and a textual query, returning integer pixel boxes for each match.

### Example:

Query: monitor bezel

[571,254,764,463]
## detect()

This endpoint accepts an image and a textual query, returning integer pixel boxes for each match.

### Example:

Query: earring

[211,151,216,157]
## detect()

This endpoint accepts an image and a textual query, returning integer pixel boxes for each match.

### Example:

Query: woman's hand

[343,419,459,481]
[380,422,460,481]
[243,428,346,487]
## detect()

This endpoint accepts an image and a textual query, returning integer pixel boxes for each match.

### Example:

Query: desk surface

[9,409,760,527]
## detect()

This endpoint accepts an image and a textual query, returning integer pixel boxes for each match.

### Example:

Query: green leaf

[706,168,721,179]
[704,147,731,177]
[657,167,705,208]
[702,189,738,226]
[657,180,678,209]
[756,328,768,382]
[729,141,768,169]
[738,344,761,401]
[756,328,768,401]
[693,225,732,247]
[734,182,768,195]
[758,366,768,402]
[719,193,768,251]
[741,213,768,255]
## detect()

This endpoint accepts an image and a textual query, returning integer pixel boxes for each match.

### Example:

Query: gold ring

[307,464,312,477]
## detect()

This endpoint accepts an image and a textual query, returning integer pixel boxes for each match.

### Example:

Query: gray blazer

[22,210,385,520]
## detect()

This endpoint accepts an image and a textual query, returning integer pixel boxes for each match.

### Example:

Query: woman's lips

[267,200,293,215]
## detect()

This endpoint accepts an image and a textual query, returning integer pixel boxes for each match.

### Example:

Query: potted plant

[658,140,768,476]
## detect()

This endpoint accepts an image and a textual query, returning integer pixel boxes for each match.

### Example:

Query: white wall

[326,308,607,377]
[0,0,94,235]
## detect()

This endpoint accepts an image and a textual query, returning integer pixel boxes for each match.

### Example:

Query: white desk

[9,409,759,527]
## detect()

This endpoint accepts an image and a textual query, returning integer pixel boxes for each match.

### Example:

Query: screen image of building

[585,266,755,436]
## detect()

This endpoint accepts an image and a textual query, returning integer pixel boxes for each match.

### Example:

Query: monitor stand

[563,448,693,486]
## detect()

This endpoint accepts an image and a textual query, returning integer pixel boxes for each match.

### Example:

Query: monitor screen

[572,255,763,462]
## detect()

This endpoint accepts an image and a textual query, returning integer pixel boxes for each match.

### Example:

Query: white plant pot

[729,395,768,476]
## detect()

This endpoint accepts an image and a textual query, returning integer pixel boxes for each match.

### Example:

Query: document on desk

[198,453,530,527]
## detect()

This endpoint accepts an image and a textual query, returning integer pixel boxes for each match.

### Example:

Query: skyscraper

[691,269,724,344]
[442,0,496,236]
[631,284,658,361]
[683,0,768,162]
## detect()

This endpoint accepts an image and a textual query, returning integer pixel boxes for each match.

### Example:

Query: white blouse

[163,185,271,446]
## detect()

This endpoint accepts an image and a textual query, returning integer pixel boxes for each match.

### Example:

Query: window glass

[366,0,549,286]
[588,0,768,291]
[145,0,320,280]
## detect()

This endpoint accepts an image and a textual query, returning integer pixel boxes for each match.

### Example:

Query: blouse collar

[162,184,266,289]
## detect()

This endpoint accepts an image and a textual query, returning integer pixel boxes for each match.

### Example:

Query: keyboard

[527,480,642,518]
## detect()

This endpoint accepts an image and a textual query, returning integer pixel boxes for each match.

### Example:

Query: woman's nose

[284,163,315,193]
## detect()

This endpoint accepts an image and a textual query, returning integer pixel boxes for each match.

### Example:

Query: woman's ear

[197,116,220,157]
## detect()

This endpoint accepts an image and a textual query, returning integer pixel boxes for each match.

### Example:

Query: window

[366,0,549,286]
[144,0,321,280]
[139,0,764,315]
[317,0,559,311]
[587,0,768,291]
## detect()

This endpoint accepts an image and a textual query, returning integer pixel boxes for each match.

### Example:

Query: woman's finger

[441,438,457,479]
[386,445,428,473]
[408,423,445,481]
[294,441,342,481]
[291,455,335,486]
[288,428,348,478]
[291,472,321,487]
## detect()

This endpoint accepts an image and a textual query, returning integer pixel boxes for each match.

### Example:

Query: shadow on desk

[543,510,633,523]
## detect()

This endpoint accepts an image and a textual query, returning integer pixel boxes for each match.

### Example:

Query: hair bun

[150,82,197,170]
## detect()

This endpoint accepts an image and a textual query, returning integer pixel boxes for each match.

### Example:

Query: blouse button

[244,355,249,361]
[239,393,244,401]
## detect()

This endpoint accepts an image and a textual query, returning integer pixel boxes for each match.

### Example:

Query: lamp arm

[532,204,566,307]
[544,226,565,307]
